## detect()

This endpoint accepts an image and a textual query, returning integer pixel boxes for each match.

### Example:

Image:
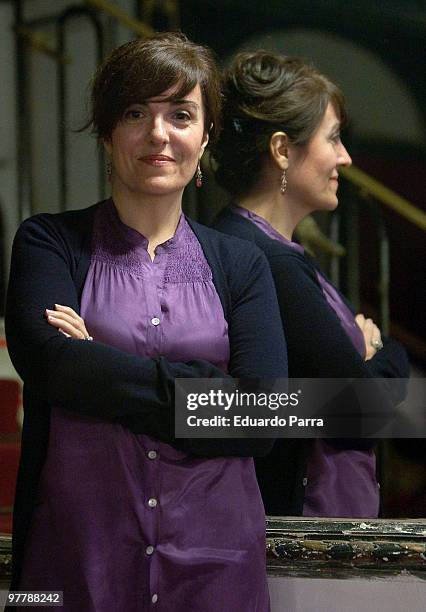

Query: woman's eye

[330,133,341,144]
[123,109,145,123]
[173,110,192,122]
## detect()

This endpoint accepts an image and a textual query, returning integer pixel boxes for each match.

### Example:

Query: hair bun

[231,51,292,102]
[213,49,346,197]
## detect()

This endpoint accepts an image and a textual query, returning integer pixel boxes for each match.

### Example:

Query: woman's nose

[338,142,352,167]
[149,116,169,144]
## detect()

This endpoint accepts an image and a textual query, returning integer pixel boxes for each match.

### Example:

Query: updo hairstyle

[87,32,222,143]
[212,50,347,196]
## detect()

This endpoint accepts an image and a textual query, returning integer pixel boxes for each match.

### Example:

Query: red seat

[0,379,21,434]
[0,379,21,534]
[0,441,20,534]
[0,514,12,532]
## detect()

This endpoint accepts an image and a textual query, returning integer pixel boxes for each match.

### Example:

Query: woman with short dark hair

[6,36,287,611]
[88,32,222,144]
[213,50,408,518]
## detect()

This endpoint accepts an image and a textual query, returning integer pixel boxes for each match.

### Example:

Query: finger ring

[85,335,93,341]
[371,339,383,350]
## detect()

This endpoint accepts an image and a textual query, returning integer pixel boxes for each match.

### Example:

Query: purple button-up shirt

[233,206,379,518]
[20,200,270,611]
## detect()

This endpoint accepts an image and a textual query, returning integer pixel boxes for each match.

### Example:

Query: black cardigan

[6,201,288,588]
[213,206,409,515]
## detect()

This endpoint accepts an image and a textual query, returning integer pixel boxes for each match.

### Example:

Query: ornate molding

[266,517,426,578]
[0,534,11,588]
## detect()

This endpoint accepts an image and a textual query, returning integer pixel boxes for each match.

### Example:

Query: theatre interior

[0,1,425,610]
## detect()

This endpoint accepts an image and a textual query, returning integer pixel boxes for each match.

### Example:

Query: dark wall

[181,0,426,127]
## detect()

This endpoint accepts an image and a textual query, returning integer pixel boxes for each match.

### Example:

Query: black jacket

[6,201,288,588]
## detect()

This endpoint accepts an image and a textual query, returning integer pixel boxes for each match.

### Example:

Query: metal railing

[56,6,105,212]
[340,165,426,232]
[13,0,170,219]
[338,164,424,335]
[84,0,154,38]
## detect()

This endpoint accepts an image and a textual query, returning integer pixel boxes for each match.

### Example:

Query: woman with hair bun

[6,36,287,611]
[213,50,408,518]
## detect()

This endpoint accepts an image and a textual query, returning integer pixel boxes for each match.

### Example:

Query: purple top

[233,206,379,518]
[20,200,270,611]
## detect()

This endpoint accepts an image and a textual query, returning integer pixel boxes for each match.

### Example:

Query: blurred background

[0,0,424,528]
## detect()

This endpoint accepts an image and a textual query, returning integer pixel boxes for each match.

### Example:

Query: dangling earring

[106,160,112,181]
[280,169,287,194]
[195,162,203,188]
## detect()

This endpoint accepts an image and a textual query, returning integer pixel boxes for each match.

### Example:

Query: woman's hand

[355,313,382,361]
[45,304,93,341]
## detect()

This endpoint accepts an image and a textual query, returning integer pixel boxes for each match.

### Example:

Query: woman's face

[104,83,208,199]
[286,103,352,213]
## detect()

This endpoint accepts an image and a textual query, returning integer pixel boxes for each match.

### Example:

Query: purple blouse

[233,206,379,518]
[20,200,270,611]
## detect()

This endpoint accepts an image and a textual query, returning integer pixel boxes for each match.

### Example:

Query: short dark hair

[87,32,222,142]
[212,50,347,196]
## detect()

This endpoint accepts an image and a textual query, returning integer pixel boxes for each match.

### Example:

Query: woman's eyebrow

[143,98,200,110]
[169,99,199,109]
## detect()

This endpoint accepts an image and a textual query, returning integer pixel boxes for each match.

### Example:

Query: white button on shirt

[147,450,157,460]
[148,498,158,508]
[146,545,154,555]
[152,594,158,603]
[151,317,160,326]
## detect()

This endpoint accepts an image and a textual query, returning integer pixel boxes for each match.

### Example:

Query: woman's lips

[139,155,175,166]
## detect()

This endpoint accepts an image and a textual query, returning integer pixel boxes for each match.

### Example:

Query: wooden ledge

[266,517,426,578]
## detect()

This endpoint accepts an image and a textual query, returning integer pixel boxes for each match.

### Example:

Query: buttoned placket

[140,244,172,606]
[142,245,173,362]
[144,441,160,605]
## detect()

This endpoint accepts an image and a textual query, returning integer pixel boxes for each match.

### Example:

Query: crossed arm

[6,215,288,456]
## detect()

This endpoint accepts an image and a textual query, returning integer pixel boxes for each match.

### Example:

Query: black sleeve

[269,253,369,377]
[267,252,408,448]
[365,338,409,404]
[311,260,409,396]
[6,216,286,457]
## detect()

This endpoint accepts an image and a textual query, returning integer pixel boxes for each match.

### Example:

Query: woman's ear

[200,130,209,157]
[269,131,289,171]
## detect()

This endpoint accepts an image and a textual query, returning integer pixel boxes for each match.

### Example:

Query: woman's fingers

[46,313,86,339]
[355,313,365,328]
[363,317,374,340]
[356,313,382,360]
[46,309,81,328]
[53,303,85,324]
[364,319,382,348]
[370,323,383,352]
[45,304,92,340]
